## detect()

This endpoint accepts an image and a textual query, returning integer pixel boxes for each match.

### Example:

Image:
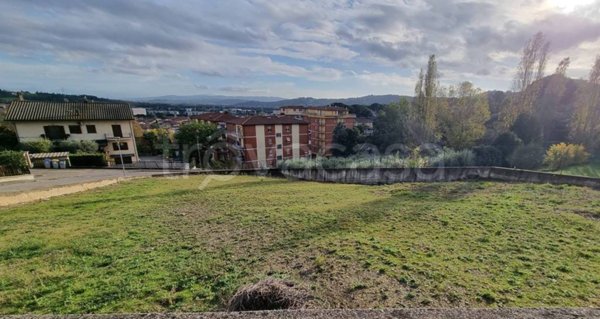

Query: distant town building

[5,101,139,163]
[131,107,147,116]
[356,117,374,135]
[189,112,311,168]
[279,105,356,155]
[193,112,239,129]
[225,115,310,168]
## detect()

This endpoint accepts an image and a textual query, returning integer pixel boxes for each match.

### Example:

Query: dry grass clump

[227,278,311,311]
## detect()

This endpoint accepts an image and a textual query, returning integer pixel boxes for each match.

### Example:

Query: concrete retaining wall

[281,167,600,188]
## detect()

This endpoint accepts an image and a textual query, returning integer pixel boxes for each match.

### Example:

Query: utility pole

[116,137,126,176]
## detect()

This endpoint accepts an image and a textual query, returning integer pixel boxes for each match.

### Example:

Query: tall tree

[439,82,490,149]
[570,55,600,151]
[502,32,551,127]
[371,99,411,150]
[555,57,570,76]
[411,55,440,143]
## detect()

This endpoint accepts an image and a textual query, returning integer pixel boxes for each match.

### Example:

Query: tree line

[333,32,600,170]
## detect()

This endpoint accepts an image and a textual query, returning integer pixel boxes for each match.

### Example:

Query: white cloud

[0,0,598,97]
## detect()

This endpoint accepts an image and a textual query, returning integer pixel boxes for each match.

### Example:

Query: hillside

[0,89,116,104]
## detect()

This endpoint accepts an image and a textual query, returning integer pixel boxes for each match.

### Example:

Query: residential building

[192,112,239,129]
[5,101,139,164]
[225,115,310,168]
[279,105,356,155]
[356,117,374,135]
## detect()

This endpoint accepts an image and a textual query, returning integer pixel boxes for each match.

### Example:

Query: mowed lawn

[0,176,599,313]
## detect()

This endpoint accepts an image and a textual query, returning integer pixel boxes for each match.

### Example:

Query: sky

[0,0,599,99]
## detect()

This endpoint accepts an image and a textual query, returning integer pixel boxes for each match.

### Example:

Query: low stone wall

[281,167,600,188]
[2,308,599,319]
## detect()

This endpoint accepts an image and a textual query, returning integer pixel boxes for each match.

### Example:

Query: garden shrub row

[0,150,30,176]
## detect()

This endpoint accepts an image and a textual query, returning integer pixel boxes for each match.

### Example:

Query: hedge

[69,153,107,167]
[0,150,30,176]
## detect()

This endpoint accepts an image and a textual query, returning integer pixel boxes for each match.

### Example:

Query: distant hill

[131,94,284,105]
[132,94,411,107]
[0,89,116,103]
[234,94,411,108]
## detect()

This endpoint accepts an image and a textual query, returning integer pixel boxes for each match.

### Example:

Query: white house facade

[6,101,139,163]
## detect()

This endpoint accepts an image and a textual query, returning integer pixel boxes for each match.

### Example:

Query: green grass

[553,162,600,178]
[0,176,599,313]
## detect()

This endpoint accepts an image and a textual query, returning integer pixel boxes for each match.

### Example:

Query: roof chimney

[83,96,89,103]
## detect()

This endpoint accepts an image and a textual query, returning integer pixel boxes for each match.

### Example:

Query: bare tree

[503,32,551,127]
[555,57,571,76]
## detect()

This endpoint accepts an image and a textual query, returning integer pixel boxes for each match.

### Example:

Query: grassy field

[553,162,600,178]
[0,175,599,313]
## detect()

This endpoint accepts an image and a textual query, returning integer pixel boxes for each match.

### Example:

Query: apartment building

[5,101,139,163]
[279,106,356,155]
[225,115,310,168]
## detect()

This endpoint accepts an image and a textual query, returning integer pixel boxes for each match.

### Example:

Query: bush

[0,126,18,151]
[429,149,475,167]
[472,145,504,166]
[492,132,522,158]
[52,140,99,153]
[544,143,590,170]
[20,139,53,153]
[53,140,80,153]
[0,150,29,176]
[69,153,107,167]
[508,144,545,169]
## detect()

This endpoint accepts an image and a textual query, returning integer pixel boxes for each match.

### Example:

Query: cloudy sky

[1,0,599,99]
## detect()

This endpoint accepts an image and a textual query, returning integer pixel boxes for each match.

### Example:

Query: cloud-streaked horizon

[0,0,599,99]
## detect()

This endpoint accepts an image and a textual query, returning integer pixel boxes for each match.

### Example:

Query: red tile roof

[192,112,238,122]
[230,115,308,125]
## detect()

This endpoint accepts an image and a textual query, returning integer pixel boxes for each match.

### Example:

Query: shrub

[53,140,81,153]
[69,153,107,167]
[472,145,504,166]
[429,149,475,167]
[0,126,18,151]
[492,132,522,158]
[77,140,99,153]
[0,150,29,176]
[20,139,52,153]
[52,140,99,153]
[544,143,590,170]
[508,144,545,169]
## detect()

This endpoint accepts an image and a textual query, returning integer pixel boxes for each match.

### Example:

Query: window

[267,126,273,133]
[43,125,66,140]
[86,125,97,134]
[286,137,291,143]
[68,125,82,134]
[276,133,282,137]
[277,144,282,149]
[277,155,283,160]
[112,142,129,150]
[111,124,123,137]
[285,126,291,133]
